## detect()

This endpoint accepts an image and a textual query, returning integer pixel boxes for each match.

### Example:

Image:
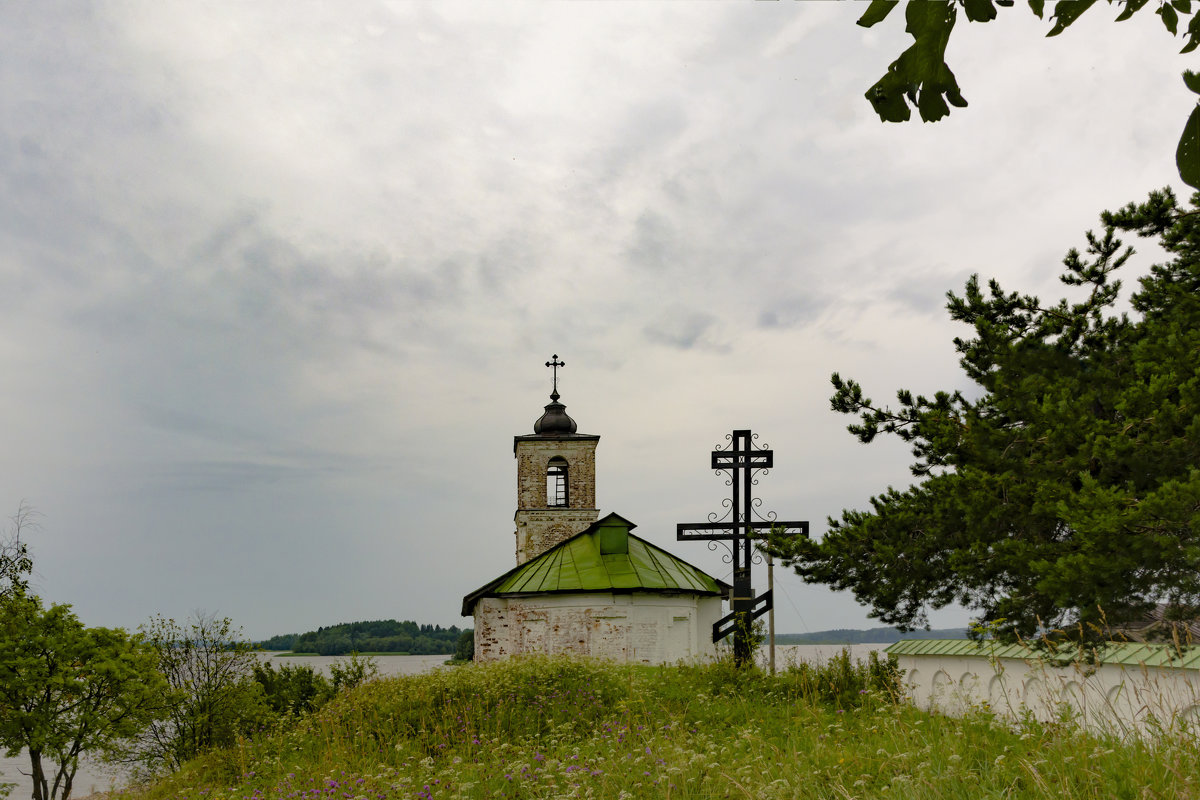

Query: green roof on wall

[887,638,1200,669]
[461,513,729,615]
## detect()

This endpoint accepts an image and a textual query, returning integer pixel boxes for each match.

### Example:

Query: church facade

[462,371,728,663]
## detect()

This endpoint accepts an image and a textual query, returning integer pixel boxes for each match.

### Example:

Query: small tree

[453,630,474,662]
[120,613,267,774]
[251,662,331,716]
[0,594,163,800]
[0,504,36,602]
[328,653,378,692]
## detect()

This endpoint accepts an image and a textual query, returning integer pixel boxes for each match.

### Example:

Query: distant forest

[774,627,968,645]
[256,619,469,655]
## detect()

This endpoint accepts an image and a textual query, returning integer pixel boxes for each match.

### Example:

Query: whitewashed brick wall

[475,592,722,664]
[894,651,1200,737]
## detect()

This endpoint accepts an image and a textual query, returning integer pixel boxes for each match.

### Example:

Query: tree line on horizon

[257,619,469,655]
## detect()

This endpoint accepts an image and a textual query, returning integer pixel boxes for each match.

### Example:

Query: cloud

[757,293,825,331]
[1,1,1189,639]
[643,308,727,352]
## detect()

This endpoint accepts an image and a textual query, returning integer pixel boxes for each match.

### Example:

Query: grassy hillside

[120,654,1200,800]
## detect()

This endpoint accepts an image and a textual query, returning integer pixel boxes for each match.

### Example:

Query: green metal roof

[462,513,730,615]
[887,638,1200,669]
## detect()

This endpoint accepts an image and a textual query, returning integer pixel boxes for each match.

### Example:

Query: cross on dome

[531,354,578,435]
[546,354,565,401]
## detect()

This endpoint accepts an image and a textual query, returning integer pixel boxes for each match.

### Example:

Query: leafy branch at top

[858,0,1200,188]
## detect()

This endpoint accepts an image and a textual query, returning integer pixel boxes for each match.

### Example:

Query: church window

[546,457,569,507]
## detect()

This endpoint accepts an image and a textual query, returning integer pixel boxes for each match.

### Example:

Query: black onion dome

[533,392,578,434]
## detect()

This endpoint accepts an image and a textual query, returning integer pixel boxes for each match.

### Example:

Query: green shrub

[251,661,332,716]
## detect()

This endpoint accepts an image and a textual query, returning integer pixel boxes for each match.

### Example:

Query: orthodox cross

[546,354,565,397]
[677,429,807,666]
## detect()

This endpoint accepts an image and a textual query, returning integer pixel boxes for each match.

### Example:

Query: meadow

[121,652,1200,800]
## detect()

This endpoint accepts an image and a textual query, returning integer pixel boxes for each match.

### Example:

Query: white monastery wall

[475,593,721,665]
[895,651,1200,737]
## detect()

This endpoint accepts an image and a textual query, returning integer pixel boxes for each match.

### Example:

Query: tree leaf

[858,0,900,28]
[964,0,999,22]
[1028,0,1046,18]
[1172,0,1192,13]
[1184,69,1200,94]
[1177,101,1200,189]
[1114,0,1151,22]
[1160,1,1180,34]
[1048,0,1100,36]
[864,1,966,124]
[906,0,964,121]
[865,73,913,123]
[1183,10,1200,52]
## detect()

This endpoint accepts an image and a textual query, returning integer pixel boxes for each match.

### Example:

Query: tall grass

[123,652,1200,800]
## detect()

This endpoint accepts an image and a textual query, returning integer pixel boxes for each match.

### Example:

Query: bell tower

[513,355,600,564]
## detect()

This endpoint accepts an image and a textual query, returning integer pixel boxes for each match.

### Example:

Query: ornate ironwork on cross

[677,429,807,667]
[546,354,565,399]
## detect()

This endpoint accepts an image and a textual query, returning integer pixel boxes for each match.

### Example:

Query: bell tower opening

[546,457,569,507]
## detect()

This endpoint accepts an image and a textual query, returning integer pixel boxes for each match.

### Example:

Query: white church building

[462,372,729,664]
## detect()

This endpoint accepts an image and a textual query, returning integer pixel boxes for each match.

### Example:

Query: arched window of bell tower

[546,457,569,507]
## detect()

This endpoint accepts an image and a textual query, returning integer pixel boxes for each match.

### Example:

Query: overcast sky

[4,1,1192,640]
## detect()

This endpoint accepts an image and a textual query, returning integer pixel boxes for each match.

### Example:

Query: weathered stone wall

[893,650,1200,737]
[513,509,598,564]
[514,438,599,564]
[474,592,722,664]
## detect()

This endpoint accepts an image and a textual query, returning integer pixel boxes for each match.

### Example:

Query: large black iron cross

[677,429,807,666]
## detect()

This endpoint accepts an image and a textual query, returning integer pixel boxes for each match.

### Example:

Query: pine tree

[771,189,1200,644]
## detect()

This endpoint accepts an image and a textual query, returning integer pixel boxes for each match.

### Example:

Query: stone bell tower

[513,355,600,565]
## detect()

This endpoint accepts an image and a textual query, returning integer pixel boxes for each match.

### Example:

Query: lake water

[1,645,890,799]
